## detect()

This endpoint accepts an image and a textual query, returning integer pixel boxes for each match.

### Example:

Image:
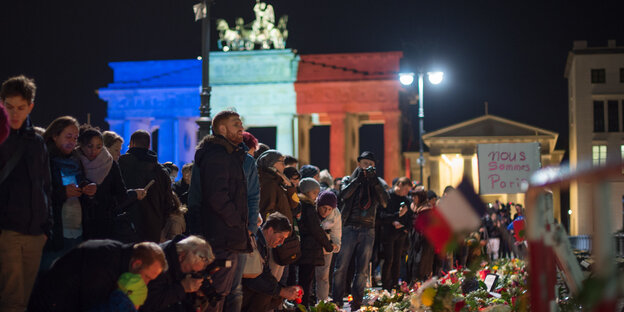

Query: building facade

[404,114,564,213]
[565,40,624,235]
[98,50,402,182]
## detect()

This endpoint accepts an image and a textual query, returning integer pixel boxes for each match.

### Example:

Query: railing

[569,234,624,256]
[568,235,592,252]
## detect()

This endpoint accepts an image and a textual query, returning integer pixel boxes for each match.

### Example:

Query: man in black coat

[187,110,251,312]
[378,177,413,290]
[172,163,192,205]
[242,212,300,311]
[140,235,214,312]
[29,240,167,311]
[119,130,175,243]
[332,151,390,311]
[0,75,51,312]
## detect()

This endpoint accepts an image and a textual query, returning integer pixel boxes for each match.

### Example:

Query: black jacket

[119,147,175,243]
[242,230,282,296]
[172,180,189,205]
[339,167,389,228]
[0,118,52,236]
[91,161,137,239]
[378,189,412,239]
[141,236,191,312]
[189,135,250,252]
[47,148,95,250]
[297,194,333,266]
[29,239,134,312]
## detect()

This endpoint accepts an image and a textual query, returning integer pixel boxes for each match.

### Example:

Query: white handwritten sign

[477,142,541,194]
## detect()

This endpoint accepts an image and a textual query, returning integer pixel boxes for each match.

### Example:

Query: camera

[365,166,376,175]
[190,259,232,279]
[192,259,232,307]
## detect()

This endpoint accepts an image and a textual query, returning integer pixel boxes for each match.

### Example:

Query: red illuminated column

[383,111,401,183]
[329,113,346,178]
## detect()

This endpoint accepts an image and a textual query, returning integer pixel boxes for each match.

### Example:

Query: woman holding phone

[75,125,146,240]
[41,116,95,269]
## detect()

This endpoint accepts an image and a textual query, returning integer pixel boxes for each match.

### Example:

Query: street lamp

[195,0,213,141]
[400,71,444,185]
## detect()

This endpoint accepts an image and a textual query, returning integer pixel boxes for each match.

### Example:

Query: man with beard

[187,110,251,312]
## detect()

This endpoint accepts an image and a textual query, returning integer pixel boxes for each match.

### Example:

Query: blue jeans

[331,225,374,308]
[223,253,246,312]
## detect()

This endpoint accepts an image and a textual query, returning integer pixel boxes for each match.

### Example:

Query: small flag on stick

[414,177,487,254]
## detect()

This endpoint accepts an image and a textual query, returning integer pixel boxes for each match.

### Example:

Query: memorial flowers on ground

[349,258,529,312]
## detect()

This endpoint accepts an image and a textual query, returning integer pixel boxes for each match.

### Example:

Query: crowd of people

[0,75,527,312]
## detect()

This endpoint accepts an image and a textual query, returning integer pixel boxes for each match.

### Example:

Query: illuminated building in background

[404,114,564,213]
[565,40,624,235]
[98,50,403,183]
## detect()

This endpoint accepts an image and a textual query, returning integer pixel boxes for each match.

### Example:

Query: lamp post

[400,71,443,185]
[196,0,213,140]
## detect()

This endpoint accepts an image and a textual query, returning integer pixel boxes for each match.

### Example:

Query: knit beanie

[299,177,320,194]
[300,164,320,179]
[316,190,337,209]
[256,149,283,169]
[117,272,148,307]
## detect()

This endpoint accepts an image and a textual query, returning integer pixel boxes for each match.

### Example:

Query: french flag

[414,177,487,254]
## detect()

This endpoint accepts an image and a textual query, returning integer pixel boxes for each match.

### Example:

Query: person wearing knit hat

[300,164,320,181]
[118,272,148,309]
[317,190,337,211]
[296,186,335,306]
[299,178,321,197]
[256,149,298,282]
[256,149,283,169]
[315,189,342,302]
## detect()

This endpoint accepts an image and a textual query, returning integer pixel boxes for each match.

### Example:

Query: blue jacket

[241,144,260,233]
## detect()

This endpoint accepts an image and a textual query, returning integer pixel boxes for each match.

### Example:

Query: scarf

[76,148,113,185]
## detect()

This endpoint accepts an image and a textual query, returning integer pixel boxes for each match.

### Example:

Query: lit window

[593,145,607,166]
[621,145,624,161]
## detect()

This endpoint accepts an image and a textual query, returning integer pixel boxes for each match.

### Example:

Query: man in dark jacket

[332,151,390,311]
[29,240,167,312]
[172,163,192,205]
[242,212,300,311]
[0,75,51,312]
[378,177,412,290]
[187,110,251,312]
[140,235,214,312]
[119,130,175,243]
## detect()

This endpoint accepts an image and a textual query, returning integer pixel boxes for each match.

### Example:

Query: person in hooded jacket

[297,183,336,307]
[118,130,176,243]
[76,125,146,240]
[187,110,251,312]
[41,116,97,270]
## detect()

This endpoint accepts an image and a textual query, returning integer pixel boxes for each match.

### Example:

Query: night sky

[2,0,624,155]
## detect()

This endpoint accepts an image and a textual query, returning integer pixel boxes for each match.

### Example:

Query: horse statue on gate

[216,19,242,51]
